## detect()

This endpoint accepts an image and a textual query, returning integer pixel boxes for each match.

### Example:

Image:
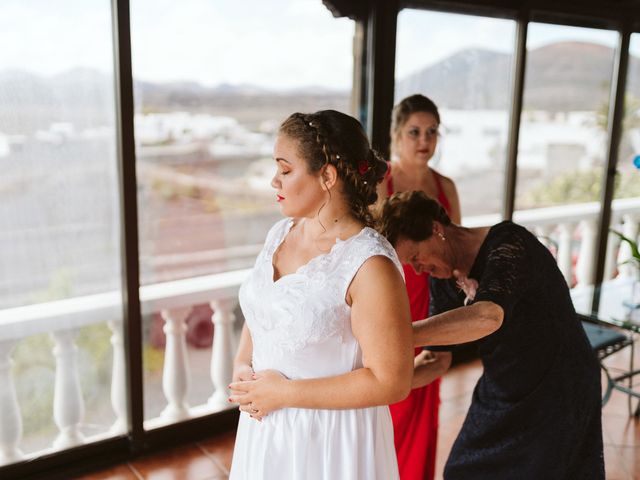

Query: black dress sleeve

[471,227,533,319]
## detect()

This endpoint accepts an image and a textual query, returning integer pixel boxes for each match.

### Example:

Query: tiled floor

[76,350,640,480]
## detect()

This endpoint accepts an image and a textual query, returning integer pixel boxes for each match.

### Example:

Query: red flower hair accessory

[358,160,369,175]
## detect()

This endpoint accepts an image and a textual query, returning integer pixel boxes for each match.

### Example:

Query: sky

[1,0,354,90]
[395,9,622,80]
[1,0,634,90]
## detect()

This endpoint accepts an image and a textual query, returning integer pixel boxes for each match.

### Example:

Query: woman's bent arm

[413,301,503,347]
[411,350,452,389]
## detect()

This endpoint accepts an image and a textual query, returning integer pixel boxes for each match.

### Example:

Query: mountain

[3,40,640,132]
[524,41,618,111]
[396,48,512,109]
[396,41,640,111]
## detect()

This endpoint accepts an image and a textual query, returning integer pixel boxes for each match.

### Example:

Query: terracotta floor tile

[603,389,638,417]
[603,414,640,447]
[130,443,226,480]
[434,412,466,480]
[602,342,638,371]
[616,446,640,478]
[440,360,482,400]
[71,357,640,479]
[197,430,236,473]
[72,463,141,480]
[439,394,471,421]
[605,445,632,479]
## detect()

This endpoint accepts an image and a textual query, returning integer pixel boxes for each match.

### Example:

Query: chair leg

[602,364,614,407]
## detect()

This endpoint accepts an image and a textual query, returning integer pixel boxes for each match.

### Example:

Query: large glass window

[514,23,618,288]
[515,23,618,211]
[0,0,126,464]
[395,9,516,221]
[130,0,355,424]
[609,33,640,281]
[615,34,640,201]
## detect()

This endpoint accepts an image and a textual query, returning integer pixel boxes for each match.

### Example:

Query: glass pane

[514,24,618,288]
[395,9,516,221]
[0,0,126,463]
[616,34,640,197]
[609,33,640,282]
[130,0,355,425]
[515,24,618,211]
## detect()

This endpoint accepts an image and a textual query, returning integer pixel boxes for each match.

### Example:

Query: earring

[438,232,446,241]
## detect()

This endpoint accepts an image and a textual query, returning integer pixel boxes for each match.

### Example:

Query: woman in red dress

[379,94,461,480]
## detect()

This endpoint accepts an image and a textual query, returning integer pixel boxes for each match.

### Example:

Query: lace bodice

[239,218,402,380]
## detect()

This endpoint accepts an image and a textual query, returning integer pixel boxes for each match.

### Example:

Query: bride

[227,110,415,479]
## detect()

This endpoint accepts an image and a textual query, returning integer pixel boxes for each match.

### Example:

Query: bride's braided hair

[279,110,388,226]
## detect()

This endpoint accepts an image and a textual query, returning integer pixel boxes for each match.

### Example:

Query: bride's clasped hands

[229,369,288,421]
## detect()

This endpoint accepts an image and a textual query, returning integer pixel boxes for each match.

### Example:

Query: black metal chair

[580,316,638,415]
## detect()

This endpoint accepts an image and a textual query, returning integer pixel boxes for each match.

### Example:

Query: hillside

[2,40,640,135]
[396,41,640,111]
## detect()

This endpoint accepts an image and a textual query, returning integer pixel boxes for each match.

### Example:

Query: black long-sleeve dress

[430,221,604,480]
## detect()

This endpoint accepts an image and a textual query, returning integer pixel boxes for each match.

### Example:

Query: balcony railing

[0,198,638,465]
[0,269,249,465]
[465,197,640,288]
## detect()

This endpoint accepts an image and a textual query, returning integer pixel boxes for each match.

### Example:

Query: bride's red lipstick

[276,194,284,202]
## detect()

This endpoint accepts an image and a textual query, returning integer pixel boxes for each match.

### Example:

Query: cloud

[1,0,354,90]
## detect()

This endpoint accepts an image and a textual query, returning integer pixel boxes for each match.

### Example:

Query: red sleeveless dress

[387,169,451,480]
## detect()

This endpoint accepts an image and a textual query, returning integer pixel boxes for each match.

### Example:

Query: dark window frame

[3,1,637,478]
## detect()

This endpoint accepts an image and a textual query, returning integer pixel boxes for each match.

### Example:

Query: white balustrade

[509,197,640,287]
[0,268,249,462]
[108,320,127,434]
[51,329,85,449]
[604,214,622,281]
[557,222,576,286]
[160,307,192,421]
[208,298,237,409]
[534,224,555,253]
[575,219,597,288]
[0,340,23,465]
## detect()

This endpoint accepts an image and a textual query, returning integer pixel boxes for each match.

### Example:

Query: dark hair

[390,94,440,155]
[279,110,388,226]
[377,190,451,246]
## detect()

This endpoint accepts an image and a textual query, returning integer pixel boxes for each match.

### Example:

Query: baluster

[0,340,23,465]
[575,219,597,287]
[51,329,85,449]
[604,215,622,281]
[557,222,575,287]
[160,307,192,421]
[618,214,640,278]
[108,320,127,434]
[535,225,554,252]
[208,298,236,409]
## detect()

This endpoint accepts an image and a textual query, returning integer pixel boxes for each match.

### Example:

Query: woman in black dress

[378,190,604,480]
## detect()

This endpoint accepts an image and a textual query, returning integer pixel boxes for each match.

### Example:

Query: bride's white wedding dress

[229,218,402,480]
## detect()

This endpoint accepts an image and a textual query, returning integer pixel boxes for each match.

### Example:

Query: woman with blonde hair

[378,94,461,480]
